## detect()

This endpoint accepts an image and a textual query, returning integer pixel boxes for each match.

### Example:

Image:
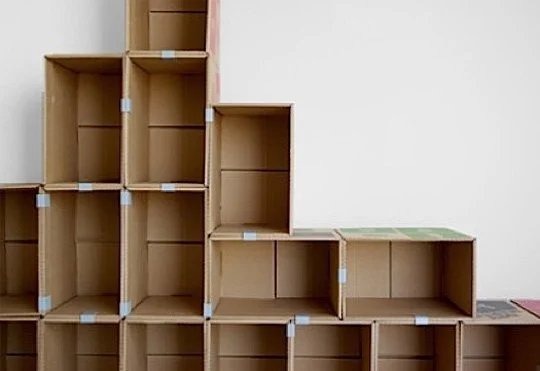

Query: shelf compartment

[42,191,120,320]
[126,54,208,186]
[124,323,203,371]
[44,56,122,186]
[340,227,475,320]
[209,104,293,235]
[0,186,39,317]
[125,190,205,320]
[0,320,37,370]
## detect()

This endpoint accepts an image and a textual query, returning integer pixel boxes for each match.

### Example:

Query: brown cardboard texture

[125,190,205,320]
[339,228,475,320]
[378,324,458,371]
[42,322,119,371]
[0,186,39,317]
[209,104,294,235]
[0,320,37,371]
[209,236,340,321]
[44,55,122,186]
[210,323,288,371]
[125,322,203,371]
[42,191,120,320]
[294,324,374,371]
[125,53,209,187]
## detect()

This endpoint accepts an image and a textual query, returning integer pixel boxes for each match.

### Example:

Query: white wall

[0,0,539,299]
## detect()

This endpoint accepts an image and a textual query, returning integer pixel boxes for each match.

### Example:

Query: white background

[0,0,539,299]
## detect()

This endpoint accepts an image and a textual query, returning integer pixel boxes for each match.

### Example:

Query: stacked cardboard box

[0,0,539,370]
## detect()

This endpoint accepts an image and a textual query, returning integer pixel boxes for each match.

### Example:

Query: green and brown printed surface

[338,227,473,241]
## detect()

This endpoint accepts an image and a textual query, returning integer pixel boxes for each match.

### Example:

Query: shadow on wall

[97,0,125,52]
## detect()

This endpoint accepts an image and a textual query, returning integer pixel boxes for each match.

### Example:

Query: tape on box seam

[78,183,93,191]
[161,50,175,59]
[161,183,175,192]
[38,296,52,312]
[243,232,257,241]
[121,98,132,113]
[120,301,132,317]
[415,315,429,326]
[204,303,213,319]
[36,194,51,208]
[338,268,347,284]
[205,108,214,124]
[80,312,97,324]
[295,314,310,325]
[120,190,132,206]
[287,322,295,338]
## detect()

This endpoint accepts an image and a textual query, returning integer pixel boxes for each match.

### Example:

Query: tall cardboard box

[0,319,37,371]
[339,228,475,320]
[0,185,39,318]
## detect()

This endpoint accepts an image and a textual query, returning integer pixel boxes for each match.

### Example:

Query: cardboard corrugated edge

[44,183,123,192]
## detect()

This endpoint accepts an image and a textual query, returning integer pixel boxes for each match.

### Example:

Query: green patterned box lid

[338,227,474,241]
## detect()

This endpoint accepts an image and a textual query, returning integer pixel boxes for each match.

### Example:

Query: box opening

[211,240,339,319]
[127,191,205,318]
[44,191,120,317]
[211,105,292,235]
[45,57,122,185]
[378,325,457,371]
[295,325,372,371]
[128,0,208,51]
[126,323,203,371]
[0,321,37,370]
[462,324,540,371]
[211,324,287,371]
[0,189,38,316]
[346,240,474,318]
[127,56,207,185]
[44,323,118,371]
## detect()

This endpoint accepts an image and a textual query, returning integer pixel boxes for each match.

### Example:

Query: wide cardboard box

[0,319,37,371]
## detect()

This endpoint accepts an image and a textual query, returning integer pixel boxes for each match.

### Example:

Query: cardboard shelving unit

[124,190,206,320]
[0,319,37,370]
[40,190,121,321]
[0,185,39,318]
[44,56,123,189]
[209,104,293,236]
[339,228,476,321]
[208,230,341,321]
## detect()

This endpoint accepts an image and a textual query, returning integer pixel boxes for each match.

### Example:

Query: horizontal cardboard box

[0,319,37,371]
[339,228,475,321]
[0,185,39,318]
[44,55,123,188]
[513,299,540,319]
[209,104,294,236]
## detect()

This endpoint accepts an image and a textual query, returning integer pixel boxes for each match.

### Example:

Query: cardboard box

[122,322,204,371]
[209,104,294,235]
[339,228,475,320]
[44,56,123,188]
[40,190,121,321]
[208,229,341,321]
[0,319,37,371]
[0,185,39,318]
[377,323,459,371]
[513,299,540,318]
[124,53,210,189]
[123,190,206,320]
[41,322,119,371]
[461,300,540,371]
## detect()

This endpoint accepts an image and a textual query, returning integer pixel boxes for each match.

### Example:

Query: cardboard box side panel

[210,324,219,371]
[149,13,207,51]
[218,324,286,357]
[207,0,220,63]
[76,243,119,295]
[77,325,118,355]
[462,359,504,371]
[361,326,372,371]
[45,60,78,183]
[76,192,120,242]
[126,324,146,371]
[6,323,36,355]
[147,356,203,371]
[287,327,293,371]
[347,242,390,299]
[378,325,433,357]
[295,358,361,371]
[5,243,38,295]
[219,358,287,371]
[44,324,77,371]
[127,0,149,50]
[378,359,432,371]
[210,240,222,307]
[208,112,222,231]
[127,192,149,308]
[76,69,121,127]
[288,106,294,235]
[295,325,361,357]
[0,325,5,371]
[462,325,504,357]
[434,326,456,371]
[443,242,474,316]
[78,127,121,182]
[76,355,118,371]
[5,191,38,241]
[146,324,203,355]
[329,242,339,317]
[507,326,540,370]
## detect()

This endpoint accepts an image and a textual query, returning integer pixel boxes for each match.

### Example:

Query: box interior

[126,323,203,371]
[211,106,291,234]
[44,323,118,371]
[45,57,122,184]
[45,192,120,315]
[211,240,339,318]
[127,57,207,185]
[128,0,208,51]
[127,191,205,317]
[0,322,36,371]
[295,325,372,371]
[378,325,456,371]
[0,190,38,315]
[346,240,474,318]
[211,324,287,371]
[462,324,540,371]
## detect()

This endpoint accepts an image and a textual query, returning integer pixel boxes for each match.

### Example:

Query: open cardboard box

[0,186,39,318]
[0,320,37,371]
[461,300,540,371]
[209,104,293,236]
[123,322,204,371]
[124,190,205,320]
[41,191,120,321]
[209,322,290,371]
[339,228,475,320]
[41,322,119,371]
[44,56,123,189]
[125,53,209,189]
[209,229,341,321]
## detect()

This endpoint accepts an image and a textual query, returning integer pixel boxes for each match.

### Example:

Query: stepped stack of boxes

[0,1,539,370]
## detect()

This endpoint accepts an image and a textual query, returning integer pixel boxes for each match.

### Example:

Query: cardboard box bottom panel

[47,295,119,320]
[213,298,335,320]
[346,298,467,320]
[129,296,202,319]
[0,321,37,371]
[0,296,36,318]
